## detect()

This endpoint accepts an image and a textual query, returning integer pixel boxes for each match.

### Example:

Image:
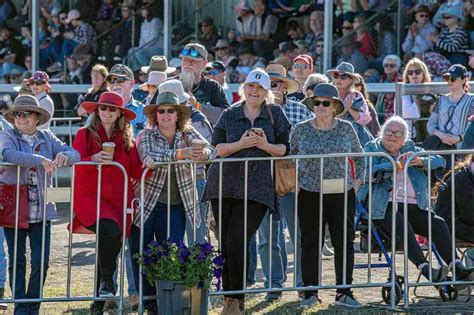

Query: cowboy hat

[4,95,51,125]
[82,91,137,121]
[139,71,167,91]
[265,64,300,94]
[141,56,176,74]
[327,62,360,83]
[144,91,192,121]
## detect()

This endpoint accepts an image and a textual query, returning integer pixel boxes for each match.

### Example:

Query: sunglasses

[384,63,397,68]
[214,47,227,51]
[156,108,177,114]
[107,77,130,84]
[384,130,405,138]
[13,111,34,118]
[333,73,351,80]
[99,105,118,112]
[310,99,333,108]
[271,80,284,88]
[407,69,422,76]
[181,48,202,59]
[315,44,323,48]
[418,14,429,18]
[205,69,223,75]
[443,75,463,83]
[293,64,311,70]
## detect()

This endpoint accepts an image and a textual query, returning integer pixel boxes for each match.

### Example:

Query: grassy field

[0,205,473,314]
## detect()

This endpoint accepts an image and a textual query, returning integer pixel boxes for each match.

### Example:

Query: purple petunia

[178,247,190,263]
[149,240,159,248]
[212,255,224,267]
[144,255,156,266]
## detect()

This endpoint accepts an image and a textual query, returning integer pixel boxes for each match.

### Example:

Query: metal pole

[163,0,172,59]
[323,0,333,73]
[31,0,40,71]
[397,0,402,57]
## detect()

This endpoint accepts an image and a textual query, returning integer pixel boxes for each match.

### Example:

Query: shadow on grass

[71,251,96,266]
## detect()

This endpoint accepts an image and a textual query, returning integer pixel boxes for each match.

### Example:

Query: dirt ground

[0,205,473,314]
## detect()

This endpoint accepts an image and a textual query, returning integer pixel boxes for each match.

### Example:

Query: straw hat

[264,64,300,94]
[4,95,51,125]
[82,91,137,121]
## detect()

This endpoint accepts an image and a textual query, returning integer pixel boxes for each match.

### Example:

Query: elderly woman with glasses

[359,116,474,286]
[0,95,79,314]
[290,83,364,309]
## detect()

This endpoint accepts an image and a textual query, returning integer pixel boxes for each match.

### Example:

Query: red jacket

[71,126,144,236]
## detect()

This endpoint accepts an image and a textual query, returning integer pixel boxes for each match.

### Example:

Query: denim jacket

[357,138,445,219]
[0,128,80,221]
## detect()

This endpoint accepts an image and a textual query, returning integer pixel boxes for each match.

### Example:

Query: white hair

[379,115,409,142]
[303,73,329,93]
[383,54,401,69]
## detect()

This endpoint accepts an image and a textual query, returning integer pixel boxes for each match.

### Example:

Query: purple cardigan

[0,128,80,221]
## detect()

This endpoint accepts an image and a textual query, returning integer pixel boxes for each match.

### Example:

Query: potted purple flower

[137,239,224,315]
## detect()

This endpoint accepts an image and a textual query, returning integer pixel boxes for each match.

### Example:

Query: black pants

[298,189,356,296]
[87,219,122,294]
[211,198,268,299]
[374,203,457,267]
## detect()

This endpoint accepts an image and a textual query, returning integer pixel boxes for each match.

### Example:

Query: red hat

[293,54,313,68]
[82,91,137,121]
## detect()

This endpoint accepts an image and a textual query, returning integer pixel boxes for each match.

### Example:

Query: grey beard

[180,71,197,92]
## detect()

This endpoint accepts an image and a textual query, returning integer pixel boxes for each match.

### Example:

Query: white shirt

[36,92,54,130]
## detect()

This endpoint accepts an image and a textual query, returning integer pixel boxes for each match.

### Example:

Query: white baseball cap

[244,68,271,90]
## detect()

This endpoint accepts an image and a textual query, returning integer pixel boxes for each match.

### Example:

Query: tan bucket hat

[141,56,176,74]
[4,95,51,125]
[265,64,300,94]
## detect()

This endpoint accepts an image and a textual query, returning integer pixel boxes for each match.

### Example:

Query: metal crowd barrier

[0,162,130,312]
[49,118,82,144]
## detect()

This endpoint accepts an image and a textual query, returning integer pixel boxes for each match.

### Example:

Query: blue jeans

[280,192,303,287]
[59,38,78,62]
[130,202,186,310]
[185,178,208,244]
[113,239,137,296]
[0,228,6,288]
[4,222,51,315]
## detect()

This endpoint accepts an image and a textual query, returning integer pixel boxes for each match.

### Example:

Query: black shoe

[99,279,115,297]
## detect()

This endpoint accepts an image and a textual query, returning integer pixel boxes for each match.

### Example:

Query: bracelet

[176,149,183,160]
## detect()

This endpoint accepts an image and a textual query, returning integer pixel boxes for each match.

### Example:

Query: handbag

[321,179,345,194]
[265,105,297,196]
[0,184,30,229]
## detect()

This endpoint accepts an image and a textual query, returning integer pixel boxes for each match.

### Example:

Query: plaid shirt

[282,99,315,126]
[135,126,217,228]
[73,22,97,50]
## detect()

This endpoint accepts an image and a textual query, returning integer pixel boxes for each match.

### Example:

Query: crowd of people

[0,1,472,315]
[0,35,473,313]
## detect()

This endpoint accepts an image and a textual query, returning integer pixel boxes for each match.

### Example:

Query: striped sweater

[427,93,474,137]
[435,27,468,53]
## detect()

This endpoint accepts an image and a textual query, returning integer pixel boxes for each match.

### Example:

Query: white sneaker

[322,243,334,257]
[334,292,361,308]
[297,294,321,310]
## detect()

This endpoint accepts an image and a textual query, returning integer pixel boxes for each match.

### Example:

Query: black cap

[281,42,298,54]
[108,64,134,80]
[205,61,226,73]
[443,64,469,79]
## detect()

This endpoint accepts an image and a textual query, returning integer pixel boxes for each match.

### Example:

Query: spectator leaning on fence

[426,64,474,151]
[0,95,79,314]
[203,69,291,314]
[358,116,474,284]
[290,83,364,309]
[71,91,143,313]
[132,91,216,312]
[26,71,54,130]
[179,43,230,125]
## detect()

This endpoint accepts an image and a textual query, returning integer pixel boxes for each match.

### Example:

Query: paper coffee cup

[102,142,115,158]
[192,139,206,150]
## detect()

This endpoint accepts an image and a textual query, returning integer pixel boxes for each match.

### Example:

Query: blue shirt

[126,97,146,137]
[0,115,12,130]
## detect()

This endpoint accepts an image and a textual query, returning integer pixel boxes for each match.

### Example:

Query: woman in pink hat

[26,71,54,130]
[72,91,144,313]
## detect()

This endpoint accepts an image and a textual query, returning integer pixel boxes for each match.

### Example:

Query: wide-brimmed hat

[82,91,137,121]
[144,91,192,120]
[4,95,51,125]
[157,79,190,104]
[140,71,167,91]
[306,83,345,115]
[141,56,176,74]
[265,64,300,94]
[327,62,360,83]
[213,39,230,51]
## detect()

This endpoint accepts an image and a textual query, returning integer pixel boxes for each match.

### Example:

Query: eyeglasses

[271,80,284,88]
[14,111,34,118]
[99,105,118,112]
[443,75,463,83]
[384,63,397,68]
[181,48,202,59]
[310,99,333,108]
[384,130,405,138]
[107,77,130,84]
[156,108,177,114]
[407,69,422,76]
[30,81,46,86]
[293,64,311,70]
[333,73,351,80]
